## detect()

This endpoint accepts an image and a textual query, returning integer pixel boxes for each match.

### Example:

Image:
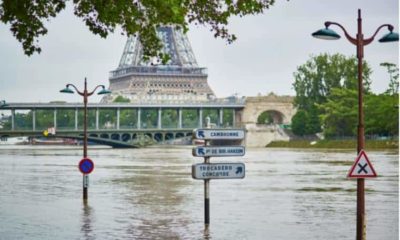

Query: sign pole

[204,117,211,228]
[83,78,89,202]
[79,157,94,202]
[83,174,88,200]
[204,155,210,227]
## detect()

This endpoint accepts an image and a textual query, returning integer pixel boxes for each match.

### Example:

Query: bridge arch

[176,132,184,138]
[241,93,296,125]
[154,133,163,142]
[257,110,285,125]
[121,133,131,142]
[100,133,109,139]
[111,133,120,141]
[165,132,174,141]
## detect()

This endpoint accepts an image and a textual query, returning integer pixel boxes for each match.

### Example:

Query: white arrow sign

[348,150,377,178]
[192,146,246,157]
[192,163,245,180]
[193,129,245,140]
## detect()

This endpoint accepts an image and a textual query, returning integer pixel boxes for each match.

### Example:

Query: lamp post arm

[88,85,106,96]
[325,21,357,45]
[66,84,84,96]
[363,24,394,45]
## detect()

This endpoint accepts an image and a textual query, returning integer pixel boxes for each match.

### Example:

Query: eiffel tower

[104,26,215,103]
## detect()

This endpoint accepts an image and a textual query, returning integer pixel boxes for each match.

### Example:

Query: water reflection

[81,200,95,240]
[108,155,196,239]
[203,225,211,240]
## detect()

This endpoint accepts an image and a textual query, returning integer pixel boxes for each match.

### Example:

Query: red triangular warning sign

[347,150,377,178]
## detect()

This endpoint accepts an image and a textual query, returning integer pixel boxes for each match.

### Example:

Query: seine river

[0,146,398,240]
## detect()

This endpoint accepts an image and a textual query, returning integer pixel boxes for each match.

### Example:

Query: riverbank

[266,139,399,150]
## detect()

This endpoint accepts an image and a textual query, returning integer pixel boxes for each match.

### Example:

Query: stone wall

[241,93,296,125]
[240,93,296,147]
[245,124,290,147]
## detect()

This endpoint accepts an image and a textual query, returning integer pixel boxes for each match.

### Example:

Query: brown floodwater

[0,146,398,239]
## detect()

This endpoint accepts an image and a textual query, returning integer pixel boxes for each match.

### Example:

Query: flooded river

[0,146,398,239]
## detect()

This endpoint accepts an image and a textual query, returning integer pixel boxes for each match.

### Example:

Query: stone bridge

[239,93,296,147]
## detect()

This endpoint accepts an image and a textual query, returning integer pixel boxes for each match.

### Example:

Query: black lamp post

[312,9,398,240]
[0,100,8,107]
[60,78,111,200]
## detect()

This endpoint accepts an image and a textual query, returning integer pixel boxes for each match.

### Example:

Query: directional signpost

[192,127,246,229]
[192,163,245,179]
[194,129,245,140]
[192,146,245,157]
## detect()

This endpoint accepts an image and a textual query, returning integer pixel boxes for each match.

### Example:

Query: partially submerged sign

[192,163,245,180]
[192,146,246,157]
[79,158,95,174]
[348,150,377,178]
[193,129,245,140]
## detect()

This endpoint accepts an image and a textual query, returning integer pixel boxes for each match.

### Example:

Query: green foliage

[257,111,274,124]
[13,111,32,130]
[291,110,309,136]
[35,109,54,130]
[318,88,358,138]
[56,109,75,130]
[267,140,398,149]
[380,62,399,95]
[113,96,131,103]
[141,108,158,129]
[365,93,399,136]
[222,109,234,127]
[120,109,137,129]
[99,109,117,129]
[203,108,219,127]
[292,53,372,135]
[162,109,178,128]
[318,88,399,138]
[0,0,276,60]
[182,109,198,128]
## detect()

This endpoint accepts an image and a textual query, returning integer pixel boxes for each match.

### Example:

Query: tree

[380,62,399,96]
[318,88,358,138]
[365,93,399,137]
[257,111,274,124]
[292,53,372,134]
[0,0,276,60]
[319,88,399,139]
[291,110,309,136]
[113,96,131,103]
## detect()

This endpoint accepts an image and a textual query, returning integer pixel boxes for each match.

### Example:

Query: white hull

[0,137,29,145]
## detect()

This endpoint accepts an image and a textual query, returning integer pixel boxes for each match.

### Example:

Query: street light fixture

[312,9,398,240]
[0,100,8,107]
[60,77,111,201]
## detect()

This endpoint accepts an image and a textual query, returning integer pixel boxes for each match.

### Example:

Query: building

[103,26,215,103]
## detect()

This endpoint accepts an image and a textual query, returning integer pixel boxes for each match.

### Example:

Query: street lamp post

[0,100,8,107]
[60,78,111,201]
[312,9,398,240]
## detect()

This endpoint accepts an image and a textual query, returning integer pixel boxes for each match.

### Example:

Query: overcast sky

[0,0,398,103]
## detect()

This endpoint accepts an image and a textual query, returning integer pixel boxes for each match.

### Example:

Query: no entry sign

[79,158,94,174]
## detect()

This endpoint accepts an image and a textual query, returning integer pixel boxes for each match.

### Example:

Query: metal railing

[110,66,208,78]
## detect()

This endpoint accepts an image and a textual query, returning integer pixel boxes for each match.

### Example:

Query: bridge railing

[0,104,243,132]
